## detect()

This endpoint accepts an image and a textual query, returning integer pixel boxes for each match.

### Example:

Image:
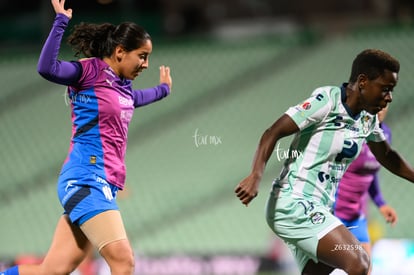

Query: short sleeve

[71,58,100,91]
[285,87,333,130]
[366,117,386,142]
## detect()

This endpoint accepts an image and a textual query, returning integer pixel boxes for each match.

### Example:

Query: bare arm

[368,140,414,182]
[234,114,299,206]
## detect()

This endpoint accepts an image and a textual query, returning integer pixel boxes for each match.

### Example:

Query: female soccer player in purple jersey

[1,0,172,274]
[334,106,397,274]
[235,48,414,275]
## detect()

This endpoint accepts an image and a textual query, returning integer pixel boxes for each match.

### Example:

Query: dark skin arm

[235,114,299,206]
[368,140,414,182]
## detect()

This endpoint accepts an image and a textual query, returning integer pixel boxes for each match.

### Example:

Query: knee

[101,241,135,273]
[344,250,370,275]
[110,247,135,268]
[116,248,135,271]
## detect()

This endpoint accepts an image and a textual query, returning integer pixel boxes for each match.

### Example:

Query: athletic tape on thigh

[80,210,127,251]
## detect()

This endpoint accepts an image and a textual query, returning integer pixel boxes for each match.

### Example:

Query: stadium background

[1,0,414,274]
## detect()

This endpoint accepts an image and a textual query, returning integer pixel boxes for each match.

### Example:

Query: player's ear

[357,74,367,89]
[114,45,126,62]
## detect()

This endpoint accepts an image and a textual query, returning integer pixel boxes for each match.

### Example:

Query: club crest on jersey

[361,115,371,134]
[301,101,311,110]
[310,212,326,224]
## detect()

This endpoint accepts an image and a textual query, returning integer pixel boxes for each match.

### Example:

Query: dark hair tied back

[67,22,151,59]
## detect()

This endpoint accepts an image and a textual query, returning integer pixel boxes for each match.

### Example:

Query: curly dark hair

[67,22,151,58]
[349,49,400,83]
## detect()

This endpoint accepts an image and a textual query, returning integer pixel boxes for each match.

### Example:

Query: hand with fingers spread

[51,0,73,19]
[159,65,172,91]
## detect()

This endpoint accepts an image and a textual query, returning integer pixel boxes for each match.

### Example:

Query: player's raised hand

[51,0,73,19]
[159,65,172,91]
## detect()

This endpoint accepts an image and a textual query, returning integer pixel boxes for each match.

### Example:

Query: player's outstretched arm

[235,114,299,206]
[368,140,414,183]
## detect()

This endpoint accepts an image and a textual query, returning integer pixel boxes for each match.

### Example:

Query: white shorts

[265,187,342,271]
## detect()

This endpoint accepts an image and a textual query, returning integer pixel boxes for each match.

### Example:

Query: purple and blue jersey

[38,14,170,190]
[334,123,391,221]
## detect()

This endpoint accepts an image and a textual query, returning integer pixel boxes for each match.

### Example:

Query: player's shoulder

[311,85,341,98]
[74,58,106,89]
[78,57,103,68]
[307,85,342,107]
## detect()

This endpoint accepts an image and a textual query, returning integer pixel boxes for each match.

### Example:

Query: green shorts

[265,186,342,272]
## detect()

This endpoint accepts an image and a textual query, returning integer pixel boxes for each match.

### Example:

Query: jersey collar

[341,82,361,120]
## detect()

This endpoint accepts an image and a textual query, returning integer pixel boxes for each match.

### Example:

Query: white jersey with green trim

[275,84,386,209]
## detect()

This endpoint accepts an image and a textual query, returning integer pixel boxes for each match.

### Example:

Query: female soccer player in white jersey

[235,49,414,275]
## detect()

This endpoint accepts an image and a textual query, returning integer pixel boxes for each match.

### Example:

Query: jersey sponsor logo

[65,180,78,192]
[315,93,324,101]
[333,116,359,132]
[62,183,80,205]
[118,96,133,106]
[328,163,345,171]
[102,183,114,201]
[120,110,133,123]
[335,140,358,162]
[96,176,115,201]
[96,176,108,184]
[318,171,340,184]
[301,101,311,110]
[105,79,115,87]
[310,212,326,224]
[344,124,359,132]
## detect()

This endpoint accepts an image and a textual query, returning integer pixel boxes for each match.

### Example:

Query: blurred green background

[1,0,414,274]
